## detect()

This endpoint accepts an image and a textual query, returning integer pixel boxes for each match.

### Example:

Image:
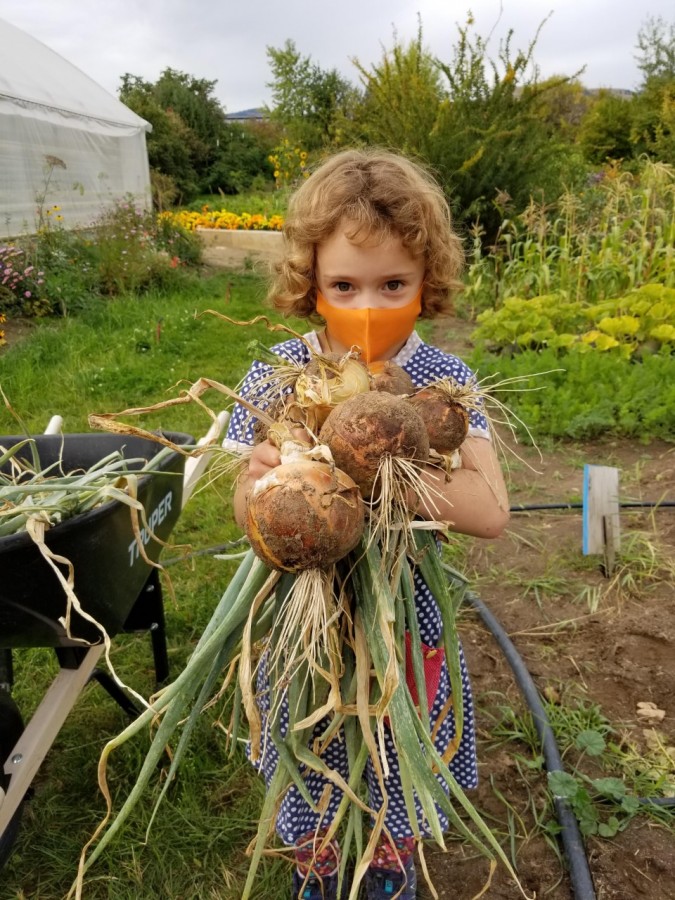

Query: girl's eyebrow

[323,271,418,280]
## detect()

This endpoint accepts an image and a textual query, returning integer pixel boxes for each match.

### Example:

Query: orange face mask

[316,289,422,364]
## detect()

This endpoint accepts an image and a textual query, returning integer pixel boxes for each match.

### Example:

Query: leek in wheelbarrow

[0,440,179,536]
[0,439,188,703]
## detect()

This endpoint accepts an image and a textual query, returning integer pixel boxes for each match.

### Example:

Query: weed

[503,571,573,608]
[574,584,603,614]
[487,696,675,842]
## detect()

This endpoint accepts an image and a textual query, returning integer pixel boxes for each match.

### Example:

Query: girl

[225,148,510,900]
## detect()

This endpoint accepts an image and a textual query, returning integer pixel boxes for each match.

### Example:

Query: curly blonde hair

[268,148,464,319]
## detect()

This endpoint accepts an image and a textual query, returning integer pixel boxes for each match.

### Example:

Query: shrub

[1,198,203,320]
[472,284,675,359]
[470,347,675,442]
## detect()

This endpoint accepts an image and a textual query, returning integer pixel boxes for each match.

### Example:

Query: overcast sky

[1,0,672,113]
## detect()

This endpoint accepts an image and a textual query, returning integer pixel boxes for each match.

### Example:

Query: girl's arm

[414,436,510,539]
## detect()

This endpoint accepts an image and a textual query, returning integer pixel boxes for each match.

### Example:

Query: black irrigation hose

[510,501,675,512]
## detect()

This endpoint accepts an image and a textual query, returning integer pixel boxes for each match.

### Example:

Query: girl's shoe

[365,857,417,898]
[292,868,340,900]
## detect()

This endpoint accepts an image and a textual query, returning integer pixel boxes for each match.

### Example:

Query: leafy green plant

[471,283,675,358]
[489,698,673,842]
[548,768,640,837]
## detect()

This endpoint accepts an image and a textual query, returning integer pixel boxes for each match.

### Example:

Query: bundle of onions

[251,393,308,445]
[77,346,534,900]
[408,382,470,455]
[368,360,414,396]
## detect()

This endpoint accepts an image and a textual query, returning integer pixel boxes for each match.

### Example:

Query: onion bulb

[368,361,415,396]
[408,387,469,454]
[319,392,429,497]
[245,460,365,572]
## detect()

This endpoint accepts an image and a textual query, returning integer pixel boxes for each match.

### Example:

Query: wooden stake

[583,465,620,574]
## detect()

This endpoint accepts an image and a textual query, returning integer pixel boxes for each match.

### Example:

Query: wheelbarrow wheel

[0,690,24,868]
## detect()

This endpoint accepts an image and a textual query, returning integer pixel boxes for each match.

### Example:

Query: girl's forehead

[319,224,406,257]
[316,226,423,276]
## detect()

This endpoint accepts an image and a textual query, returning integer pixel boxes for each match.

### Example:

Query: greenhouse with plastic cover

[0,17,151,237]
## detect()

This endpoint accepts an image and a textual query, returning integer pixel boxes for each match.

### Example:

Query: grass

[0,272,304,436]
[185,189,290,218]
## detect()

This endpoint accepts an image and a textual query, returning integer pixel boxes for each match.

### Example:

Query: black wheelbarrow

[0,415,227,866]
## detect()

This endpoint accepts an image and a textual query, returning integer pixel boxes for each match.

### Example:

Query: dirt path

[420,318,675,899]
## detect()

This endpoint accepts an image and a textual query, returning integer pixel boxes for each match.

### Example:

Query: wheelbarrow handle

[43,415,63,435]
[182,410,230,507]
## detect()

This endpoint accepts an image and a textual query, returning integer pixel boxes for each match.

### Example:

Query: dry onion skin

[319,392,430,497]
[245,460,365,572]
[294,351,371,428]
[408,386,470,455]
[252,393,308,445]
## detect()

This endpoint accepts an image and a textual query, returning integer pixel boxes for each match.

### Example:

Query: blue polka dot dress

[225,331,488,844]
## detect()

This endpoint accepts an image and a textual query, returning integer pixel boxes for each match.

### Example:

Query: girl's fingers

[248,440,281,479]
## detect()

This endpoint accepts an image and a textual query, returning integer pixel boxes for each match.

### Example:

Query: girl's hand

[233,440,278,527]
[246,439,281,481]
[233,429,309,528]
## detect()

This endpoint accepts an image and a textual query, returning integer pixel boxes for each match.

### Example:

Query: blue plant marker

[582,464,591,555]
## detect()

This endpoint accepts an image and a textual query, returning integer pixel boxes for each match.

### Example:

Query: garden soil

[419,317,675,900]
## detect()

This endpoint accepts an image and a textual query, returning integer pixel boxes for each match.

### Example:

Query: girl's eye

[385,280,404,291]
[334,282,352,292]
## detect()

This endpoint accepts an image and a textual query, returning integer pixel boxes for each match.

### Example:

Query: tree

[635,16,675,84]
[578,91,635,164]
[428,17,585,238]
[266,40,359,149]
[349,25,446,160]
[522,77,593,140]
[630,79,675,165]
[204,121,277,195]
[632,17,675,165]
[120,70,274,202]
[120,78,201,201]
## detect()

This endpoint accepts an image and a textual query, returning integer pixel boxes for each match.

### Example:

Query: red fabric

[372,833,416,868]
[404,631,445,715]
